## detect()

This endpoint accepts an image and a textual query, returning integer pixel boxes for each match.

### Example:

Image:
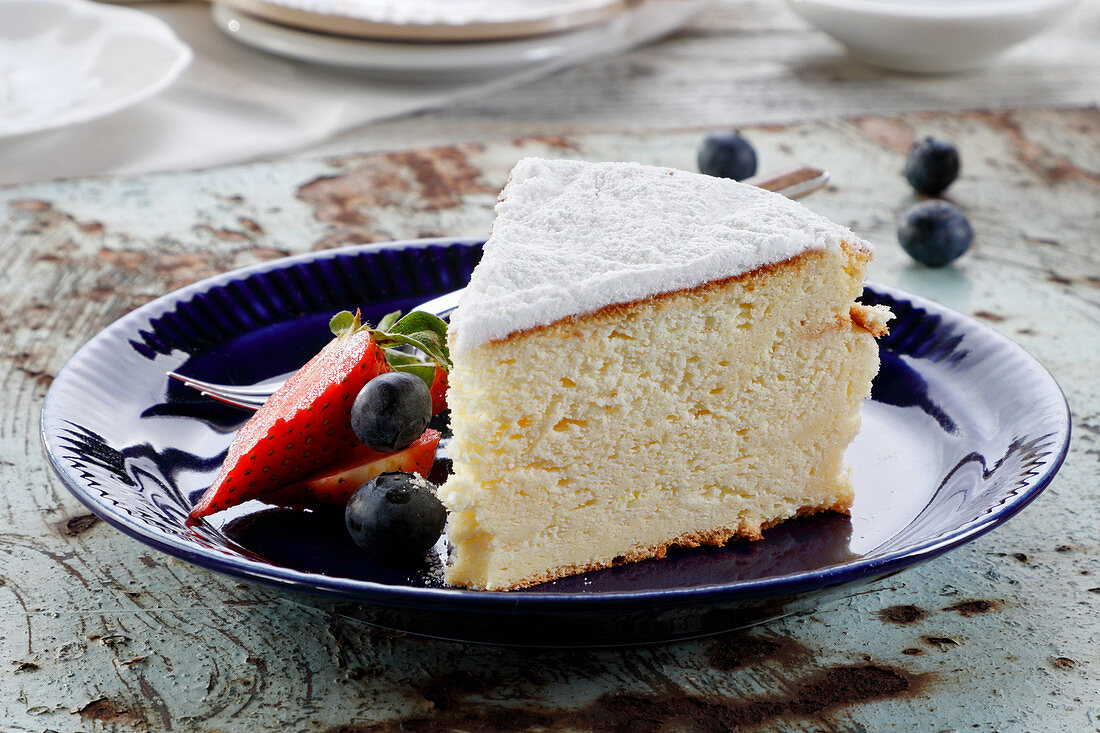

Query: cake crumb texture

[441,246,881,591]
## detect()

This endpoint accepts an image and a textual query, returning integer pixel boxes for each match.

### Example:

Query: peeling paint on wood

[59,514,99,537]
[943,599,1000,617]
[877,605,926,625]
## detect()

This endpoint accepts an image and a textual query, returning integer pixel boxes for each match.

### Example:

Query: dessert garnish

[345,471,447,563]
[266,429,441,507]
[352,372,433,452]
[345,307,451,387]
[189,308,449,518]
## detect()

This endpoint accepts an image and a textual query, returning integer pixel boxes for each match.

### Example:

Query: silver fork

[168,166,829,410]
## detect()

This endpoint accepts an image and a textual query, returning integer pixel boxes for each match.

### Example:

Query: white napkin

[0,0,707,186]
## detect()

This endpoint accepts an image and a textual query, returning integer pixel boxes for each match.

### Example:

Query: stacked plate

[212,0,639,80]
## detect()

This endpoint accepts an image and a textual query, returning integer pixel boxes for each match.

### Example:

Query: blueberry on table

[904,137,960,195]
[897,200,973,267]
[352,371,432,452]
[697,131,758,181]
[345,471,446,561]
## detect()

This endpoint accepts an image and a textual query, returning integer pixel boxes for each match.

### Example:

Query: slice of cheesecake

[439,158,889,591]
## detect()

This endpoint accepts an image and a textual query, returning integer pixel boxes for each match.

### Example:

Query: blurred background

[2,0,1097,185]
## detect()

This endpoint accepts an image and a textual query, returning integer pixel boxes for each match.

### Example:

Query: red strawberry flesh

[297,428,440,505]
[429,364,448,415]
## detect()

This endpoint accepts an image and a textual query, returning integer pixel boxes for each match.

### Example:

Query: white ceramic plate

[212,3,633,81]
[217,0,627,42]
[0,0,191,138]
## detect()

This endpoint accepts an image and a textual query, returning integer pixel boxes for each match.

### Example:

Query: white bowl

[0,0,192,137]
[785,0,1079,73]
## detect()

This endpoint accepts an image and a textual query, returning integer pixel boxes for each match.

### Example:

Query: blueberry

[352,371,432,452]
[897,200,973,267]
[345,472,446,561]
[697,131,758,181]
[904,137,960,195]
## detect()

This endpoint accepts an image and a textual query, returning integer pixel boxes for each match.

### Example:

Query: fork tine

[169,371,279,411]
[167,372,286,396]
[197,391,265,411]
[412,289,462,320]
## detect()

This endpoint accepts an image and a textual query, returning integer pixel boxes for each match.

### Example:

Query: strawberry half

[260,429,440,508]
[190,312,389,518]
[300,427,439,505]
[429,365,448,415]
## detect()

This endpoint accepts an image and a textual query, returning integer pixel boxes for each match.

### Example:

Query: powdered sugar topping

[450,158,873,357]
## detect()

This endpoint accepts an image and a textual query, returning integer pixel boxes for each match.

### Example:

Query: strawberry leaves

[374,310,450,388]
[328,309,450,389]
[329,309,361,336]
[373,310,450,369]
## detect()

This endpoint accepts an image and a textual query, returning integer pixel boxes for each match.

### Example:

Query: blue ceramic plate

[41,238,1070,646]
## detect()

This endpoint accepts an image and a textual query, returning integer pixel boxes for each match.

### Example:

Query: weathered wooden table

[2,107,1097,730]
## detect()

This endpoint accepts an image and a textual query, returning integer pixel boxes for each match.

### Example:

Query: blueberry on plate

[904,136,960,196]
[352,371,432,452]
[345,471,446,562]
[697,131,758,181]
[897,200,973,267]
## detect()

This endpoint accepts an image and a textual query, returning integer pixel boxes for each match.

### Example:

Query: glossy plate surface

[0,0,191,138]
[41,238,1070,646]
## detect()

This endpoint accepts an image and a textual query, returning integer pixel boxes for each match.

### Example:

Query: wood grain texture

[1,108,1098,731]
